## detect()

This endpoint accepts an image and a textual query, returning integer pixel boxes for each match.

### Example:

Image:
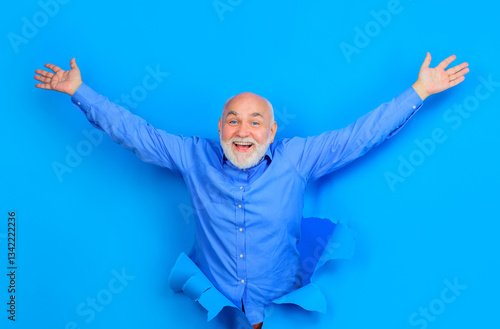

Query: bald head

[222,92,274,125]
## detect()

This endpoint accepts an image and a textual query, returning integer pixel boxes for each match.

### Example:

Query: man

[34,53,469,329]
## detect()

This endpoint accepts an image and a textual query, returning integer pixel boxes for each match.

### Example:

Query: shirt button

[77,102,81,105]
[240,186,243,189]
[413,105,416,109]
[240,254,243,258]
[239,228,243,232]
[238,205,242,208]
[243,169,246,172]
[241,279,245,283]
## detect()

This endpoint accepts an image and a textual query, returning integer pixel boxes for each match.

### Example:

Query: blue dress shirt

[71,83,422,325]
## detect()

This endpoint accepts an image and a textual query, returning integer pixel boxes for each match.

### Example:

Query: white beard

[220,135,271,169]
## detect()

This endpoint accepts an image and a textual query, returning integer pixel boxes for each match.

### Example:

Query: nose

[236,123,250,138]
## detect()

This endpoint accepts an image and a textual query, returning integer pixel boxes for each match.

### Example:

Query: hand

[34,58,83,96]
[412,52,469,101]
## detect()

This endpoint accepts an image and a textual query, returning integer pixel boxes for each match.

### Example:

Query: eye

[229,120,237,124]
[252,122,259,126]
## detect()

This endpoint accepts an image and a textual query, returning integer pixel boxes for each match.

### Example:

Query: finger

[449,75,465,88]
[44,63,63,74]
[449,67,470,81]
[421,52,432,69]
[34,69,48,76]
[35,69,54,78]
[437,54,457,70]
[445,62,469,76]
[70,57,78,70]
[35,83,53,90]
[34,75,52,84]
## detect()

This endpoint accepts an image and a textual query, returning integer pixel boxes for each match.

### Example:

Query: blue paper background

[2,0,499,328]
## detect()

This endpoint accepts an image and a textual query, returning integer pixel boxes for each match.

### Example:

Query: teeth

[234,142,253,145]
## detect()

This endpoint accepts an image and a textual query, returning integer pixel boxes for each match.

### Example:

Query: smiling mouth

[233,142,254,152]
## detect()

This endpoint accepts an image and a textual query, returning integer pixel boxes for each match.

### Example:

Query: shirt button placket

[236,185,246,290]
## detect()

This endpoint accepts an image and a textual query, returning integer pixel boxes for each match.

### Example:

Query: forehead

[222,92,271,119]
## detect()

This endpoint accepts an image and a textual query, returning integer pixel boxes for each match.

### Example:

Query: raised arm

[283,53,469,183]
[34,59,192,174]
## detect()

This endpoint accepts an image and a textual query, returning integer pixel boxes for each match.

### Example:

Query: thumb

[70,57,79,70]
[421,52,431,69]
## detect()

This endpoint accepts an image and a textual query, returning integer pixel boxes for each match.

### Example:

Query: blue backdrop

[2,0,499,328]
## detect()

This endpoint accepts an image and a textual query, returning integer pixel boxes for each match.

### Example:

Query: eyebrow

[225,110,264,119]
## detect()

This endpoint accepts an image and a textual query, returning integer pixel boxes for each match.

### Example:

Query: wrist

[412,81,429,101]
[69,80,83,97]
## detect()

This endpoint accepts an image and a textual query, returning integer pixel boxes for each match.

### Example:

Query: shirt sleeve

[282,86,423,183]
[71,82,191,174]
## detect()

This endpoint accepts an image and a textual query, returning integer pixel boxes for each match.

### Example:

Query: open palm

[416,52,469,98]
[34,58,82,96]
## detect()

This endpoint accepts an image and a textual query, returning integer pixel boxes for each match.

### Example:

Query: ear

[270,121,277,143]
[218,118,222,137]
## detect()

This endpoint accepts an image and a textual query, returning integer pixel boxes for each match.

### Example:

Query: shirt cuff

[70,83,104,130]
[387,86,424,138]
[71,82,98,114]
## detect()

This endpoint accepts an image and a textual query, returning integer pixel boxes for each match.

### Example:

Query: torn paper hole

[168,217,355,327]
